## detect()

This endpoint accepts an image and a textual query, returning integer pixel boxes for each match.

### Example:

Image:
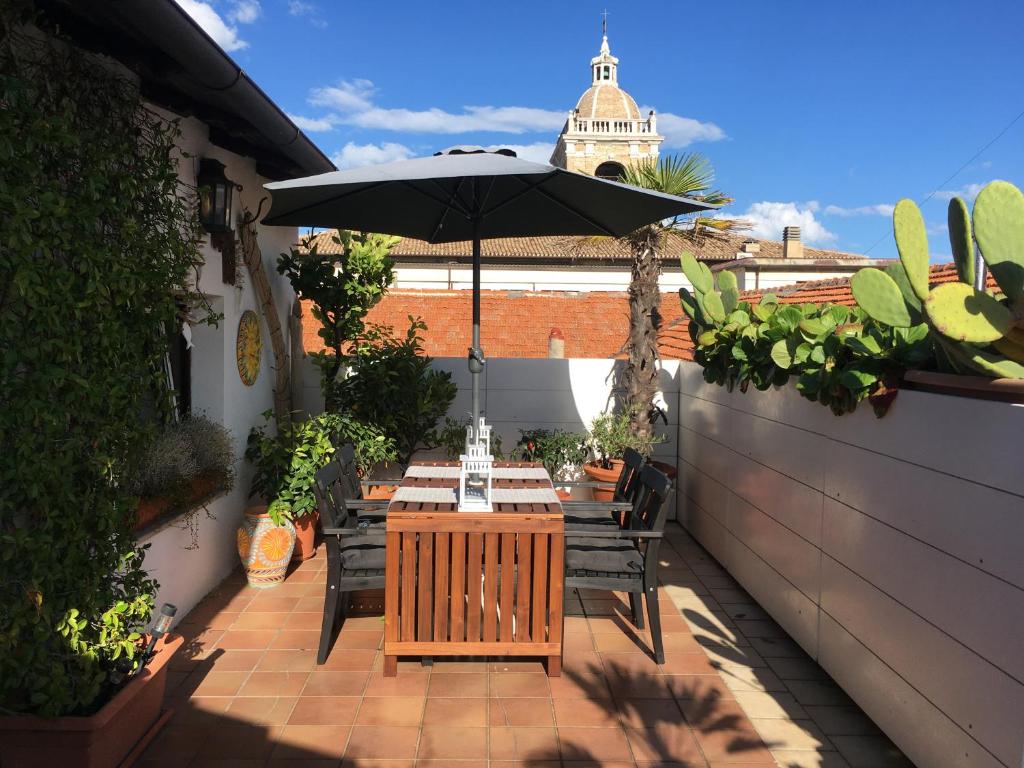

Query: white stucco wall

[137,108,300,624]
[676,361,1024,768]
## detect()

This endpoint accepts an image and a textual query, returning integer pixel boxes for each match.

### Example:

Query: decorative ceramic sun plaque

[236,309,262,386]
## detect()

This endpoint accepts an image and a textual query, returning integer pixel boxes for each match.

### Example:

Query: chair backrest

[614,448,645,502]
[335,443,363,500]
[629,464,672,535]
[313,461,347,529]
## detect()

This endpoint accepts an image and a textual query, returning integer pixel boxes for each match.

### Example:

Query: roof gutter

[65,0,334,177]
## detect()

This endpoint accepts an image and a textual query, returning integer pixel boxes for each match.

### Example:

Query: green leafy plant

[587,408,664,468]
[514,428,588,481]
[279,230,397,408]
[334,318,457,467]
[0,12,213,716]
[681,253,931,416]
[851,182,1024,379]
[246,411,396,526]
[439,417,505,461]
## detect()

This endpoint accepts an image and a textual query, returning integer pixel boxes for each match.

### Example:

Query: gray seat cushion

[340,536,385,570]
[566,536,643,574]
[564,511,620,533]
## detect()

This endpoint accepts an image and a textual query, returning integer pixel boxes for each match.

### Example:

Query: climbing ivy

[0,8,211,715]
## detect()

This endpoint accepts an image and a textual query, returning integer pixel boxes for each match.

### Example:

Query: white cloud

[823,203,895,217]
[332,141,416,169]
[641,107,726,148]
[733,201,837,245]
[288,113,337,132]
[339,104,566,134]
[175,0,249,51]
[229,0,261,23]
[310,80,376,112]
[288,0,327,26]
[934,181,990,202]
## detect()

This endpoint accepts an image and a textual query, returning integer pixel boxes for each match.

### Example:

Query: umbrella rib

[426,179,472,242]
[263,179,393,224]
[400,179,473,220]
[478,174,555,218]
[530,184,619,237]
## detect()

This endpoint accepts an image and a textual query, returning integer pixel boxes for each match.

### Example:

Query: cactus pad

[851,268,912,327]
[680,251,712,294]
[893,199,930,301]
[679,287,699,320]
[884,261,922,312]
[702,289,726,323]
[993,337,1024,364]
[947,197,975,286]
[924,282,1013,343]
[973,180,1024,303]
[947,340,1024,379]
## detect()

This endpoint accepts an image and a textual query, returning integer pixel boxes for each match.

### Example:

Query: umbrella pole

[470,222,482,445]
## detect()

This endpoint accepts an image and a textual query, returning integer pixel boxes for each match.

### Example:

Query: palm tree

[617,153,744,440]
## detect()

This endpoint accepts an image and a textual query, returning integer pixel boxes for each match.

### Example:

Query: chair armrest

[360,479,399,489]
[561,501,632,512]
[322,525,381,537]
[345,499,390,510]
[567,530,663,540]
[555,480,613,488]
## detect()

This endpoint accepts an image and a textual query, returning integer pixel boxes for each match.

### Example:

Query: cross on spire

[601,9,609,36]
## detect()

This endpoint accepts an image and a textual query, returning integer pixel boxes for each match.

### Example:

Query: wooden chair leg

[383,654,398,677]
[629,592,644,630]
[318,581,340,664]
[545,654,562,677]
[645,584,664,665]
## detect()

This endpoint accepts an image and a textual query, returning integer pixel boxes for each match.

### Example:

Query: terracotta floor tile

[138,723,208,763]
[356,696,425,726]
[593,631,658,654]
[417,726,487,759]
[548,671,613,699]
[227,695,298,725]
[271,724,349,760]
[232,611,289,630]
[422,696,487,726]
[209,650,263,672]
[365,671,430,697]
[287,696,360,726]
[562,650,605,677]
[564,616,591,635]
[172,696,232,726]
[785,680,855,707]
[552,697,619,727]
[271,630,323,650]
[831,734,913,767]
[344,761,414,768]
[189,670,250,697]
[294,596,327,612]
[732,690,808,720]
[246,596,298,613]
[258,649,318,672]
[427,671,487,697]
[345,726,420,759]
[334,630,383,649]
[557,727,633,761]
[488,726,559,761]
[303,670,370,697]
[803,705,881,737]
[764,751,851,768]
[606,671,673,699]
[749,717,832,751]
[283,611,324,631]
[428,658,489,673]
[322,648,378,671]
[198,723,282,759]
[489,697,555,726]
[562,632,597,651]
[183,608,241,631]
[489,672,550,698]
[615,697,684,729]
[489,658,547,674]
[284,569,321,582]
[625,723,704,763]
[218,630,278,650]
[238,670,310,697]
[683,701,773,763]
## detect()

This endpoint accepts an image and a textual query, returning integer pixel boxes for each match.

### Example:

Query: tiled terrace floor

[140,523,910,768]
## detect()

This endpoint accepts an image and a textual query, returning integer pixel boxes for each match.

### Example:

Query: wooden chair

[560,447,645,533]
[564,464,672,663]
[311,460,386,664]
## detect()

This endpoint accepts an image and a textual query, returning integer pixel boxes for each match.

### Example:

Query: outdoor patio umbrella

[263,147,715,445]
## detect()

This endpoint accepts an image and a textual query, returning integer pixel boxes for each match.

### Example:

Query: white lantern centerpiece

[458,417,494,511]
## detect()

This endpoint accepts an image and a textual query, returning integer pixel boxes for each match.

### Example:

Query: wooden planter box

[0,634,182,768]
[134,474,220,533]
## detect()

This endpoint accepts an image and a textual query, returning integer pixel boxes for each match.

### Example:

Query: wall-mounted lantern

[197,158,239,284]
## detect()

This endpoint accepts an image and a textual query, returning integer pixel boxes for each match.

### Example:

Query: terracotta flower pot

[648,460,678,482]
[237,506,296,587]
[555,489,573,502]
[291,509,319,562]
[134,473,221,533]
[364,484,398,500]
[582,459,624,502]
[0,634,183,768]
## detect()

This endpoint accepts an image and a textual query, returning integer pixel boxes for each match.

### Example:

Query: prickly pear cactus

[852,181,1024,379]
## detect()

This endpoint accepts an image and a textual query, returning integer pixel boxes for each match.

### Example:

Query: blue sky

[178,0,1024,259]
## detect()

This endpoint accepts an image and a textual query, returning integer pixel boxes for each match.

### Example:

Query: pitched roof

[300,229,866,266]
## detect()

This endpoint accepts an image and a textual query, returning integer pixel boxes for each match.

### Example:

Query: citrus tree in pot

[514,428,588,499]
[583,408,664,500]
[245,411,396,578]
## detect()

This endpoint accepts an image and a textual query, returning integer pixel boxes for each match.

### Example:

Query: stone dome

[575,83,642,121]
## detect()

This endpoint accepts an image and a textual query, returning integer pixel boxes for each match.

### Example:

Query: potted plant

[246,411,396,571]
[439,416,505,461]
[583,408,664,500]
[513,428,588,499]
[131,416,235,539]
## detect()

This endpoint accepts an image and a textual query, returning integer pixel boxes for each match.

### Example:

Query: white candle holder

[459,417,494,511]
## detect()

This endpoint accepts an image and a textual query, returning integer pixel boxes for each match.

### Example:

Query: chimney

[548,328,565,359]
[738,240,760,258]
[783,226,803,259]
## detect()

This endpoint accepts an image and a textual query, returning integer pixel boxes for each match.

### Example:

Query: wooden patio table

[383,461,564,677]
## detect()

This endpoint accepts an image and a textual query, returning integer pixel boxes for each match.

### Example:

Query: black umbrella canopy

[263,147,716,455]
[262,147,715,240]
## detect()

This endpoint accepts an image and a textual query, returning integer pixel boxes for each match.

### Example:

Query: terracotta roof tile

[300,230,865,265]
